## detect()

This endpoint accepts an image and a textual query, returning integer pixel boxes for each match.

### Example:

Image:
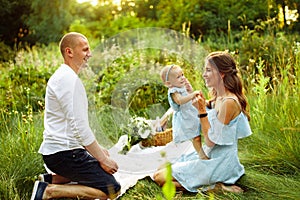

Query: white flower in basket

[119,116,156,154]
[133,117,155,138]
[119,108,174,154]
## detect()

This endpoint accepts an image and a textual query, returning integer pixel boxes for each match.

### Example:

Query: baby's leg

[192,136,209,160]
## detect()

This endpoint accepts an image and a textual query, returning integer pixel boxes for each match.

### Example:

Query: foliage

[156,0,271,38]
[0,44,60,112]
[1,0,300,47]
[161,162,176,200]
[108,14,157,37]
[238,21,296,82]
[91,47,197,115]
[25,0,74,44]
[0,41,15,62]
[0,0,32,46]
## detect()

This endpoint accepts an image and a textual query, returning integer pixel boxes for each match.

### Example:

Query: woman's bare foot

[209,183,243,194]
[218,183,243,193]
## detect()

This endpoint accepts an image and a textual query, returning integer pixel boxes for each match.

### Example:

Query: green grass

[118,169,300,200]
[1,93,298,200]
[0,111,44,199]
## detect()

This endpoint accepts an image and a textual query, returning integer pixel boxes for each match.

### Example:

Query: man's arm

[85,140,118,174]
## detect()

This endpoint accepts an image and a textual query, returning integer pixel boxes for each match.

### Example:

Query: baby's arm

[183,77,200,108]
[171,91,199,105]
[183,77,193,93]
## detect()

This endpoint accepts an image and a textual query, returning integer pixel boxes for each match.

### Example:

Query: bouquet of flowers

[119,116,156,154]
[118,109,174,154]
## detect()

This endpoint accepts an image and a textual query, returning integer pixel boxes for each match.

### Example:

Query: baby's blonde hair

[160,64,180,83]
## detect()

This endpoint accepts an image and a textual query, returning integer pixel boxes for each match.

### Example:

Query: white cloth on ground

[109,135,193,197]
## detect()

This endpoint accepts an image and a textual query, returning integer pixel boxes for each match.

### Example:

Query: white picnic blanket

[109,135,193,197]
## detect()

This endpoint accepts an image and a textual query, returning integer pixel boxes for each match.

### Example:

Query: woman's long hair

[206,51,250,121]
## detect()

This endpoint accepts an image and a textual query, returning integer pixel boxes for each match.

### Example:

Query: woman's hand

[196,92,207,113]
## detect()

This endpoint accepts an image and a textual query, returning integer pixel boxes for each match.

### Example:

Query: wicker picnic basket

[140,128,173,147]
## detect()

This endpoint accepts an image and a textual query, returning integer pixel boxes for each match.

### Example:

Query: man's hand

[100,157,119,174]
[85,140,118,174]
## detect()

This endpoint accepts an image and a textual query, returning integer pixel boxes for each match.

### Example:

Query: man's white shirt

[39,64,95,155]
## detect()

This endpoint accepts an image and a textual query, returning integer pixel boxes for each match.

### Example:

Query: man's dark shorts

[43,148,121,195]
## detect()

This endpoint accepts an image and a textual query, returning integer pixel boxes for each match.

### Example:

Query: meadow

[0,29,299,200]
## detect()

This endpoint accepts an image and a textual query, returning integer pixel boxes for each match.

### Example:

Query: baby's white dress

[168,87,200,143]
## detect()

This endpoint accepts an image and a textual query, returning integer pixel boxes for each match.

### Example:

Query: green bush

[0,42,15,62]
[0,44,61,112]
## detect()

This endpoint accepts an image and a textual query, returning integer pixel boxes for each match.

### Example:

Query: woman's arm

[197,95,241,147]
[196,93,214,147]
[198,112,215,147]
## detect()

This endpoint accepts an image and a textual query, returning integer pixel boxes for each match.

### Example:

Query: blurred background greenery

[1,0,299,54]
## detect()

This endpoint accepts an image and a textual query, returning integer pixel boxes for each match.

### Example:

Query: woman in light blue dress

[160,65,208,159]
[154,51,252,193]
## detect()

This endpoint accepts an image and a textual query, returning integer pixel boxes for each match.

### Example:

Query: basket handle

[159,107,173,128]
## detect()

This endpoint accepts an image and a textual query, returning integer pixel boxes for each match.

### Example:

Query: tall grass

[0,30,299,200]
[241,50,300,176]
[0,110,44,200]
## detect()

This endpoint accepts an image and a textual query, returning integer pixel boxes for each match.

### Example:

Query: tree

[135,0,160,20]
[155,0,271,39]
[0,0,32,46]
[25,0,75,44]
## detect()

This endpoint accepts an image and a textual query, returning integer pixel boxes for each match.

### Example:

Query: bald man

[30,32,120,200]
